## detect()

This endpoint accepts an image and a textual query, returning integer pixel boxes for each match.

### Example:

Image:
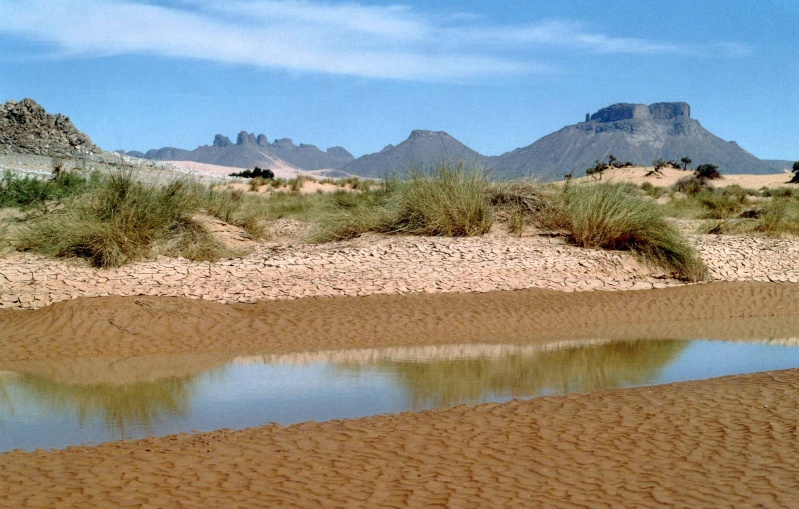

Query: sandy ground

[3,166,799,506]
[2,283,799,507]
[577,165,797,189]
[164,160,306,179]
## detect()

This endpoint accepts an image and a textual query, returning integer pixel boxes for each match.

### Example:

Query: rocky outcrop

[0,98,100,157]
[342,130,487,178]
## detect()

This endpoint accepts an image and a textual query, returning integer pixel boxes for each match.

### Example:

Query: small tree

[695,163,721,180]
[652,159,668,172]
[790,161,799,184]
[680,157,692,170]
[586,160,609,180]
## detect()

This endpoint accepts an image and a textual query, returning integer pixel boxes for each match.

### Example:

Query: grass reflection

[340,339,688,408]
[8,373,199,438]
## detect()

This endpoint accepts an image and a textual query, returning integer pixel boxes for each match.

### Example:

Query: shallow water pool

[1,338,798,452]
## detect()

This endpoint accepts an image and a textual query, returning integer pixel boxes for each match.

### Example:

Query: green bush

[229,167,274,179]
[695,164,721,180]
[537,182,708,282]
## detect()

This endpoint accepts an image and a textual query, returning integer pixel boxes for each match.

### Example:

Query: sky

[0,0,797,160]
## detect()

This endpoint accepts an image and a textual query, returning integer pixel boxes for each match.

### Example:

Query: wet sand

[2,282,799,507]
[1,281,799,362]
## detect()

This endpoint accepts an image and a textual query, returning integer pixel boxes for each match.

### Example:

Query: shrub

[17,169,230,267]
[537,182,708,282]
[696,191,745,219]
[695,164,721,180]
[205,188,267,239]
[672,175,710,195]
[388,164,493,236]
[759,186,797,198]
[229,167,275,179]
[0,170,91,211]
[790,162,799,184]
[311,163,493,241]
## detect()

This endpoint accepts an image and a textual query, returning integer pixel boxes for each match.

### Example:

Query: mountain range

[130,101,792,179]
[1,97,789,179]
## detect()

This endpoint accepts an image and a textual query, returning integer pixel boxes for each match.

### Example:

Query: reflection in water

[337,339,689,408]
[8,373,200,437]
[2,338,799,451]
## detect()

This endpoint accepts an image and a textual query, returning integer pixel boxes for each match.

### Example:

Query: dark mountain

[488,102,786,179]
[135,131,354,170]
[341,130,487,178]
[0,98,100,157]
[266,137,354,170]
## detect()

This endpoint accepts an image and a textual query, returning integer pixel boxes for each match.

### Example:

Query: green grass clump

[17,169,231,267]
[388,164,493,236]
[310,163,493,242]
[204,188,269,239]
[703,197,799,236]
[539,182,708,282]
[0,170,92,211]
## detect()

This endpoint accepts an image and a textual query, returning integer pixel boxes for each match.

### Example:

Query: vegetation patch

[311,163,493,242]
[537,182,708,282]
[17,169,233,268]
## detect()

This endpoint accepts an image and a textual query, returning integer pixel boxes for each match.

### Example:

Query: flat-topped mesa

[409,130,451,140]
[590,102,690,123]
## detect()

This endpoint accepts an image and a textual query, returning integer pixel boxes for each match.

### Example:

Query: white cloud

[0,0,751,81]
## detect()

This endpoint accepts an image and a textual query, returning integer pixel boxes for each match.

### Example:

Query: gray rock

[0,98,100,157]
[213,134,232,147]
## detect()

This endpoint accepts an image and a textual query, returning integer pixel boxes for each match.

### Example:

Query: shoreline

[2,365,798,507]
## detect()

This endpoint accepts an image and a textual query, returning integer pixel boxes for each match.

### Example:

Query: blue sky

[1,0,796,160]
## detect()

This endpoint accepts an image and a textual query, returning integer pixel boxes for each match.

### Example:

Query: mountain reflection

[7,373,199,438]
[338,339,688,408]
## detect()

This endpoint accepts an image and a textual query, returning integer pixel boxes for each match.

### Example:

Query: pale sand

[2,283,799,506]
[163,160,305,179]
[576,165,797,189]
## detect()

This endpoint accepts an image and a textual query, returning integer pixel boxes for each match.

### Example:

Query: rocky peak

[213,134,232,147]
[408,130,450,140]
[236,131,257,146]
[271,138,297,150]
[326,146,353,158]
[256,134,269,146]
[0,97,99,156]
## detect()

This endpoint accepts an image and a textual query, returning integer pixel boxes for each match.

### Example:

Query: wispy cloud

[0,0,751,81]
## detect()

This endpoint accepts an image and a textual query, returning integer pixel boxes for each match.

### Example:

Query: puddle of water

[1,338,799,452]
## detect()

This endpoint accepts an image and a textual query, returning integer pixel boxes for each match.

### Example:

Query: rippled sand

[2,282,799,507]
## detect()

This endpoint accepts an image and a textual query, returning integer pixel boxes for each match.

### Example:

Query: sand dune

[575,165,796,189]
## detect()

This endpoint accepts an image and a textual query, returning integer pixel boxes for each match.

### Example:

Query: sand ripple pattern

[3,232,799,310]
[1,369,798,508]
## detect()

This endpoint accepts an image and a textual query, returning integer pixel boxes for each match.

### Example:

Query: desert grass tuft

[701,197,799,236]
[538,182,708,282]
[310,163,493,242]
[17,169,231,267]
